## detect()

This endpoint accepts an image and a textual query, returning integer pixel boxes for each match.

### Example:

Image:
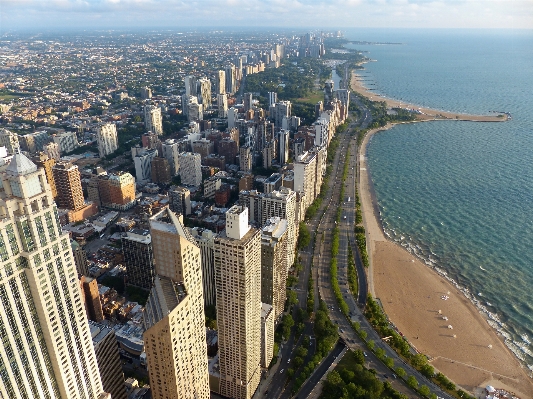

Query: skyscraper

[161,139,181,176]
[144,104,163,135]
[96,123,118,158]
[178,152,202,186]
[121,229,154,290]
[278,129,289,165]
[218,94,228,118]
[0,152,106,398]
[243,92,253,112]
[143,208,210,399]
[184,75,197,97]
[215,206,262,399]
[52,161,85,211]
[198,77,212,109]
[217,70,226,95]
[33,152,58,199]
[261,217,288,321]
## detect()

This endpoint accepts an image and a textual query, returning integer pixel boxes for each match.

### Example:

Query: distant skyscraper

[278,129,289,165]
[184,75,197,97]
[144,208,210,399]
[134,148,158,184]
[215,206,262,399]
[268,92,277,107]
[53,131,78,154]
[239,145,252,173]
[144,104,163,135]
[150,157,171,184]
[96,123,118,158]
[227,107,238,129]
[0,152,106,399]
[225,64,236,95]
[72,239,89,275]
[141,86,152,99]
[43,142,61,160]
[244,92,253,112]
[324,79,334,105]
[217,70,226,94]
[218,94,228,118]
[188,227,218,307]
[260,303,275,368]
[178,152,202,186]
[198,77,212,109]
[161,139,181,176]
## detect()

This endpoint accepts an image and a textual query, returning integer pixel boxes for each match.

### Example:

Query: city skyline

[1,0,532,31]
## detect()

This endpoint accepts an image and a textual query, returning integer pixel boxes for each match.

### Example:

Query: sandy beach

[356,78,533,396]
[351,69,507,123]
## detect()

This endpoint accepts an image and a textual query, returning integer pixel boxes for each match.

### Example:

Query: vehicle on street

[363,352,368,357]
[280,369,284,374]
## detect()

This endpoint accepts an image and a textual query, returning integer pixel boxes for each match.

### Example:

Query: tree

[367,340,374,350]
[419,385,431,397]
[395,367,406,378]
[359,330,367,340]
[384,356,394,368]
[353,350,365,365]
[411,353,428,369]
[407,375,418,389]
[298,222,311,249]
[287,290,298,306]
[375,347,386,359]
[420,364,435,378]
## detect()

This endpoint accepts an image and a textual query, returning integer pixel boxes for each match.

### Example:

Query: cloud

[0,0,532,29]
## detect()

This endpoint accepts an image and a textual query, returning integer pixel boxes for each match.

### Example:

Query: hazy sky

[1,0,532,31]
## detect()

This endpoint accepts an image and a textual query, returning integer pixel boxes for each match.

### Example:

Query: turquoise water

[344,29,533,369]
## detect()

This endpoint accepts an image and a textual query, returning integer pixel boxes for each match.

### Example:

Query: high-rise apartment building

[260,304,275,368]
[261,217,288,321]
[268,92,277,107]
[239,145,252,173]
[134,148,158,184]
[188,227,218,307]
[121,229,154,290]
[43,142,61,160]
[96,123,118,158]
[178,152,202,186]
[144,105,163,135]
[216,70,226,95]
[141,87,152,100]
[293,151,318,211]
[72,239,89,276]
[270,101,291,128]
[143,208,210,399]
[161,139,181,176]
[278,129,289,165]
[217,94,228,118]
[33,152,58,199]
[184,75,197,97]
[20,130,51,153]
[0,127,20,153]
[89,322,127,399]
[150,157,171,184]
[198,77,212,109]
[240,187,297,270]
[81,276,104,322]
[98,171,136,211]
[225,64,236,95]
[215,206,262,399]
[52,161,85,211]
[243,92,253,112]
[53,131,78,154]
[168,186,191,216]
[0,152,106,399]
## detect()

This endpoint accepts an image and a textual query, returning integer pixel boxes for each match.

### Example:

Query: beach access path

[355,71,533,398]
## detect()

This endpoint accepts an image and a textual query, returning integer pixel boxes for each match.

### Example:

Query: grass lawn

[297,89,324,105]
[0,94,19,102]
[335,349,360,371]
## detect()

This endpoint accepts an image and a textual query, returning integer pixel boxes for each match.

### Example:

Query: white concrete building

[43,142,61,160]
[53,131,78,154]
[144,105,163,135]
[0,152,106,399]
[278,129,289,165]
[96,123,118,158]
[178,152,202,186]
[161,139,180,175]
[0,128,20,154]
[134,148,158,184]
[198,77,212,109]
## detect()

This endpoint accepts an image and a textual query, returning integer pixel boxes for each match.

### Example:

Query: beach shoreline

[354,74,533,397]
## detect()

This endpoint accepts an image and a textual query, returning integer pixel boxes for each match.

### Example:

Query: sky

[0,0,532,31]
